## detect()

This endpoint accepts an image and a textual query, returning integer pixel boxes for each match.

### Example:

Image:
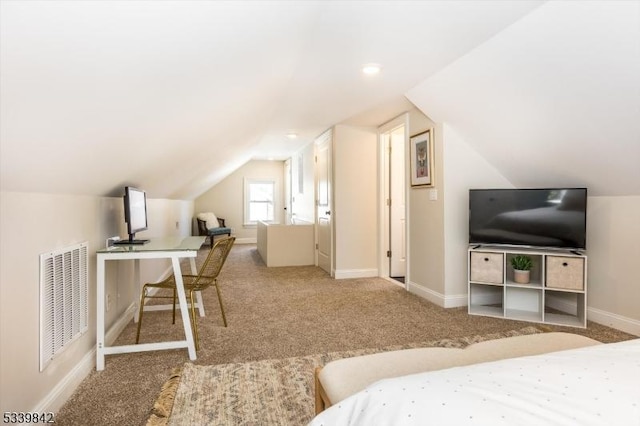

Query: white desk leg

[133,258,141,323]
[190,257,206,317]
[172,257,197,360]
[96,255,106,371]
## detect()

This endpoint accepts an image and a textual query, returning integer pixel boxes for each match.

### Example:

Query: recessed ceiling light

[286,132,298,139]
[362,63,382,75]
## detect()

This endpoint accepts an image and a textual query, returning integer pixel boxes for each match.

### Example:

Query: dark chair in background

[197,216,231,246]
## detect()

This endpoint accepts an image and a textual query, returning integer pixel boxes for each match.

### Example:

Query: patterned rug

[147,326,544,426]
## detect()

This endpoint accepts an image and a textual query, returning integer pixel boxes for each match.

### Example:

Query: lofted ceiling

[2,1,636,201]
[407,1,640,197]
[0,0,544,199]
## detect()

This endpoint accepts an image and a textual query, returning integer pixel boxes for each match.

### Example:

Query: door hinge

[316,243,319,249]
[386,198,391,206]
[387,250,391,258]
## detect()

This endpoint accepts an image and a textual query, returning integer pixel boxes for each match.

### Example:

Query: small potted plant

[511,255,533,284]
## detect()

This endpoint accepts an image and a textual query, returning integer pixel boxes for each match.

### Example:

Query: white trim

[32,346,95,414]
[544,294,640,336]
[314,129,335,276]
[32,303,137,414]
[407,281,443,306]
[382,276,406,288]
[334,268,378,279]
[445,294,468,308]
[587,307,640,337]
[235,237,257,244]
[407,281,467,308]
[243,178,277,226]
[377,113,410,285]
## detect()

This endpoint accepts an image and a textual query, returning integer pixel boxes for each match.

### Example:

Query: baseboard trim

[105,303,138,345]
[407,281,443,306]
[587,306,640,337]
[33,303,137,414]
[31,345,96,414]
[334,268,378,279]
[545,295,639,336]
[406,281,467,308]
[235,237,256,244]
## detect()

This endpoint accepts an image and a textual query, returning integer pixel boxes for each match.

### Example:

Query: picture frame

[410,128,434,187]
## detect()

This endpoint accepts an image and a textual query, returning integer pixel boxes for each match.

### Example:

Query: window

[244,179,276,225]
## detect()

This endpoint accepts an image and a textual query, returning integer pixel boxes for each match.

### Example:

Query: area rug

[147,326,544,426]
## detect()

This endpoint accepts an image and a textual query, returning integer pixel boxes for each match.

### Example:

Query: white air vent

[39,242,89,371]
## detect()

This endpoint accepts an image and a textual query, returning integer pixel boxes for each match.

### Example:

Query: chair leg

[135,285,148,344]
[214,281,228,327]
[189,290,200,351]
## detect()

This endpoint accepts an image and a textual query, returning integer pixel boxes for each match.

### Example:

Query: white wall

[0,191,193,413]
[194,160,285,243]
[406,109,446,299]
[441,124,513,306]
[407,121,640,334]
[332,125,378,278]
[586,196,640,334]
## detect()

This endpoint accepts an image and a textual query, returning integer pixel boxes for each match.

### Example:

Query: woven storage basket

[470,252,504,284]
[546,256,584,290]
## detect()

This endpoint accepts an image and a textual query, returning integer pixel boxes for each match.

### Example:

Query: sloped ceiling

[0,0,544,199]
[407,1,640,196]
[4,2,635,200]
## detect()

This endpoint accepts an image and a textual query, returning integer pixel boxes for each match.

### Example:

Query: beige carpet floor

[55,244,636,426]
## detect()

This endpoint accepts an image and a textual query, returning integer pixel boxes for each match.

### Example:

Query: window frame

[243,178,277,226]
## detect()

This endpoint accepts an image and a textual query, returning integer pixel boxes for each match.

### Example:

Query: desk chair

[135,236,235,350]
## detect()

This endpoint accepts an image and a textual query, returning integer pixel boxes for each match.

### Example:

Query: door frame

[378,113,409,287]
[314,129,334,276]
[284,158,292,224]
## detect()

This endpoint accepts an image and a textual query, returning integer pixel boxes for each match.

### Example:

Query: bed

[309,338,640,425]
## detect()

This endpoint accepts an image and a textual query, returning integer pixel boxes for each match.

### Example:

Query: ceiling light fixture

[362,63,382,75]
[286,132,298,139]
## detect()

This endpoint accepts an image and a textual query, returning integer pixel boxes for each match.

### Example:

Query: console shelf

[468,246,587,328]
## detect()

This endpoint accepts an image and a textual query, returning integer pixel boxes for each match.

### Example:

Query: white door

[284,159,292,224]
[315,132,333,275]
[389,126,406,277]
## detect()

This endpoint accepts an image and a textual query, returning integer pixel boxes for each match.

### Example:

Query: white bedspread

[310,338,640,426]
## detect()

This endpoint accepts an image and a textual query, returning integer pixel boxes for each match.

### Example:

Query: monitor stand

[113,238,149,245]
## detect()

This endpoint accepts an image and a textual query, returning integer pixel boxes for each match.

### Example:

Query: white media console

[468,246,587,328]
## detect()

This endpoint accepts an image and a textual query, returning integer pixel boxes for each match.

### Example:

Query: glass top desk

[96,236,206,370]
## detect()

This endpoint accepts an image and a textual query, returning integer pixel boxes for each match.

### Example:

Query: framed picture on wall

[410,128,434,187]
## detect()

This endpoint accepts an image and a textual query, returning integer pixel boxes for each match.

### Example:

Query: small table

[96,236,206,371]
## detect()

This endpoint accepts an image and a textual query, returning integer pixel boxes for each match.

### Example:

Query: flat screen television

[114,186,149,245]
[469,188,587,250]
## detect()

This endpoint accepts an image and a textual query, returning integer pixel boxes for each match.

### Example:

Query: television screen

[469,188,587,250]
